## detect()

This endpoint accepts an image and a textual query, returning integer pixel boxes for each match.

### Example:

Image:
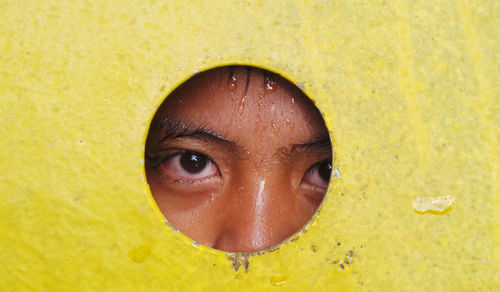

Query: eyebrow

[156,117,331,157]
[290,137,332,156]
[157,118,238,152]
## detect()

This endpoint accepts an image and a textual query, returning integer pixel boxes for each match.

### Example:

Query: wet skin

[145,66,332,252]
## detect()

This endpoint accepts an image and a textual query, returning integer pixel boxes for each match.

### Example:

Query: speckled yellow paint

[0,1,498,291]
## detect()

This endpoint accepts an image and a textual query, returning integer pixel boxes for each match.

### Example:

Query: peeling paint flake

[412,195,455,214]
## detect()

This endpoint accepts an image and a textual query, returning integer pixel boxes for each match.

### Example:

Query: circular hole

[145,66,332,252]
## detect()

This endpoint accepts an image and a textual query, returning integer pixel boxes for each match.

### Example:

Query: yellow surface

[1,0,499,290]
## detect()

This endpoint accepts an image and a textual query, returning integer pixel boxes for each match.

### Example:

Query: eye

[302,160,332,188]
[157,150,220,182]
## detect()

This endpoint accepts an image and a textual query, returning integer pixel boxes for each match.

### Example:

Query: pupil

[318,160,332,182]
[180,151,208,174]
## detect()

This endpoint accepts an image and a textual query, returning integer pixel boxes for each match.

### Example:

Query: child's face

[146,67,331,252]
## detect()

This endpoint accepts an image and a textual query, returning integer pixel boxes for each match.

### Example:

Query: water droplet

[264,71,277,95]
[296,82,305,90]
[271,121,278,133]
[291,97,295,104]
[227,68,238,91]
[257,98,263,122]
[270,274,289,287]
[238,96,246,115]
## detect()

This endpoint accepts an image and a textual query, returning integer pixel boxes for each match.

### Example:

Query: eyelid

[151,150,178,168]
[300,159,332,189]
[160,174,220,185]
[301,181,328,193]
[153,135,241,162]
[150,149,188,167]
[154,149,222,184]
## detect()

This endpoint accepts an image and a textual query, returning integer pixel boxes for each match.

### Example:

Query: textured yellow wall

[0,0,498,290]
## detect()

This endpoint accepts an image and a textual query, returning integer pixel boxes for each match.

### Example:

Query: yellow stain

[129,245,152,263]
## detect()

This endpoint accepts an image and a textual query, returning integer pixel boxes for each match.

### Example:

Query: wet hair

[227,66,280,96]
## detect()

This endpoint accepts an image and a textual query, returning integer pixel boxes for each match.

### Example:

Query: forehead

[155,67,328,145]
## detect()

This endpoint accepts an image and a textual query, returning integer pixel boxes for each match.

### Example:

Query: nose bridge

[214,170,295,252]
[245,179,268,249]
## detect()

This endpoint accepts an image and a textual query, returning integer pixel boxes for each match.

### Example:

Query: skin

[145,66,331,252]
